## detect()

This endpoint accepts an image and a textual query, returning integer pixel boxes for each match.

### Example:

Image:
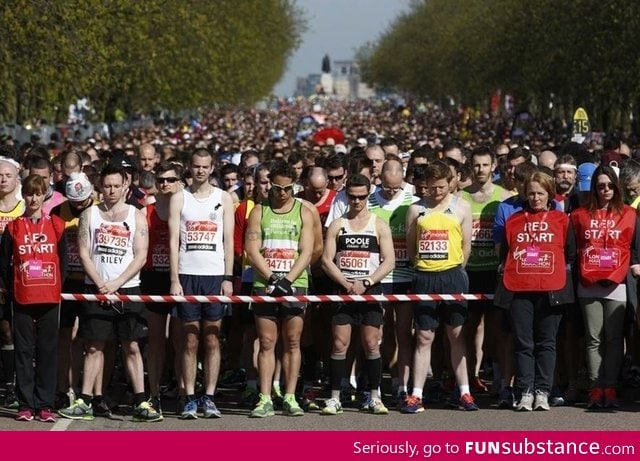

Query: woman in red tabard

[571,165,640,409]
[0,175,66,422]
[498,172,575,412]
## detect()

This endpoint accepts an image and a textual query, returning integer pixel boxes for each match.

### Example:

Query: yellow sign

[572,107,590,140]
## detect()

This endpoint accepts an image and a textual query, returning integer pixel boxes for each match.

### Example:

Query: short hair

[507,146,532,163]
[321,153,345,171]
[221,163,239,176]
[347,153,373,175]
[155,160,183,178]
[26,155,53,173]
[269,159,296,181]
[191,147,213,162]
[469,145,495,164]
[441,156,462,173]
[345,173,371,191]
[620,159,640,186]
[22,174,48,196]
[411,165,428,183]
[100,163,127,184]
[514,162,538,184]
[525,172,555,200]
[425,160,453,183]
[287,151,305,166]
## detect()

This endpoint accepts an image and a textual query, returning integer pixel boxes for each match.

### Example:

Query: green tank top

[254,200,308,288]
[460,186,503,271]
[368,189,415,283]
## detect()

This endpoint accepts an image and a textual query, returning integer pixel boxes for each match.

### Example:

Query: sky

[272,0,411,97]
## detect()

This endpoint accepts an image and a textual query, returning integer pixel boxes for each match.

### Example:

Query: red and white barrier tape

[59,293,494,303]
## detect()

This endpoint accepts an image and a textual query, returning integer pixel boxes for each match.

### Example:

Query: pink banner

[8,431,637,460]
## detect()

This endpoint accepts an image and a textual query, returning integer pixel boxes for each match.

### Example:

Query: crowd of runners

[1,99,640,423]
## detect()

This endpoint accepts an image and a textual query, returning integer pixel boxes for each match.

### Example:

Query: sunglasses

[156,177,179,184]
[347,193,368,201]
[328,174,345,181]
[597,183,614,191]
[271,183,294,193]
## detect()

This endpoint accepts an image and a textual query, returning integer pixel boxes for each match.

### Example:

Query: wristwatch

[362,278,372,288]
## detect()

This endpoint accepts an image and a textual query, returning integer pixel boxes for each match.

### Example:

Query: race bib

[96,223,130,257]
[264,248,295,274]
[185,220,218,252]
[418,230,449,260]
[393,239,408,267]
[337,250,371,275]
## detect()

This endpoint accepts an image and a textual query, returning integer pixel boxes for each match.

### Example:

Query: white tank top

[87,205,139,288]
[179,187,225,275]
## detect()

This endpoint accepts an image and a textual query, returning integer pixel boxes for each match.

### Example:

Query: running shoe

[201,395,222,418]
[92,399,113,418]
[603,388,619,408]
[15,408,34,421]
[250,393,275,418]
[395,391,408,411]
[515,392,533,411]
[459,393,479,411]
[302,388,320,411]
[359,391,373,411]
[340,385,356,407]
[37,408,57,423]
[59,398,94,420]
[132,400,163,422]
[149,396,162,415]
[321,397,343,415]
[400,394,425,414]
[4,385,19,409]
[283,394,304,416]
[533,390,550,411]
[180,399,199,419]
[587,387,603,409]
[369,397,389,415]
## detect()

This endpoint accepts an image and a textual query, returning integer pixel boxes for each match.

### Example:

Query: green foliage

[0,0,305,123]
[359,0,640,130]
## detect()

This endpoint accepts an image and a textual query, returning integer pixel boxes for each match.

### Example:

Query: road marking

[50,418,72,431]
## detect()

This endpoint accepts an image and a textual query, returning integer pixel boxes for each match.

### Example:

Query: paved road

[1,388,638,432]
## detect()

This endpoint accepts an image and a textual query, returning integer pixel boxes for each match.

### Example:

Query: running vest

[56,199,97,280]
[87,205,139,288]
[0,200,25,233]
[254,200,307,288]
[145,203,169,272]
[6,214,65,304]
[571,205,636,285]
[414,196,464,272]
[502,209,568,291]
[335,215,380,280]
[178,188,226,276]
[631,196,640,210]
[460,186,503,271]
[369,189,415,283]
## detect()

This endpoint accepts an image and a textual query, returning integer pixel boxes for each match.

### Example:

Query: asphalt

[1,384,639,432]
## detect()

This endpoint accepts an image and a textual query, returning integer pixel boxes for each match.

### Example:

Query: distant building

[295,60,374,99]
